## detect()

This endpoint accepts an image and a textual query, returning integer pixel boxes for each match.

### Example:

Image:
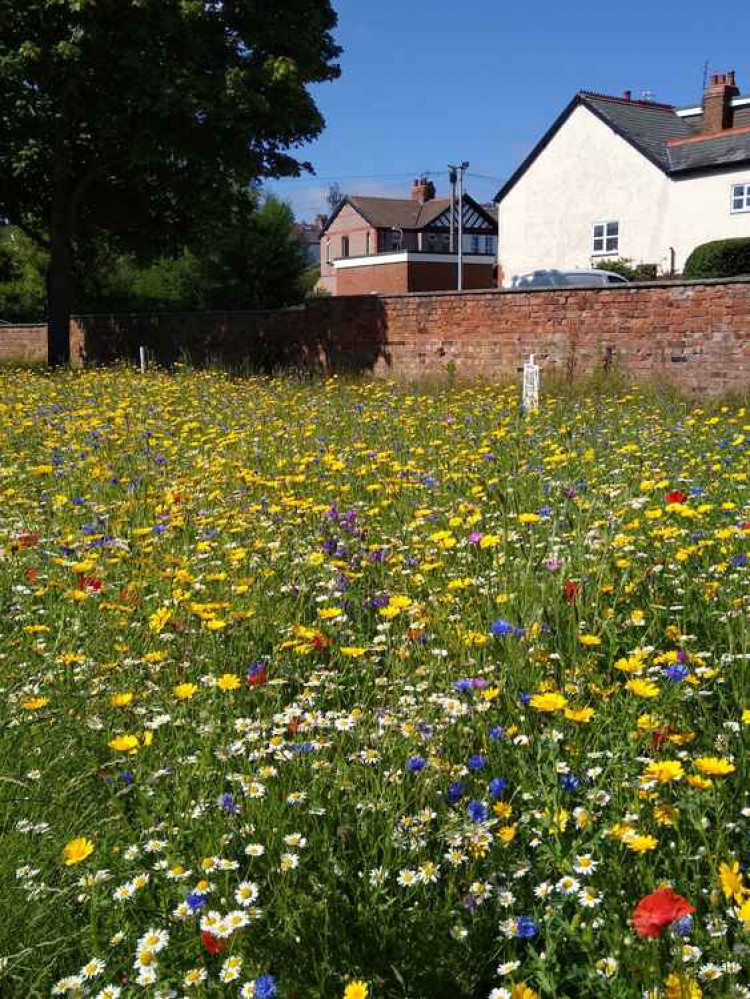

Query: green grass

[0,368,747,999]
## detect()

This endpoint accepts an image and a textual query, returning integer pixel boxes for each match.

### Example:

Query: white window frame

[483,235,495,254]
[592,220,619,256]
[730,182,750,213]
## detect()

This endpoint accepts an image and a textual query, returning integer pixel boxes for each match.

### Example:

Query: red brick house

[319,179,498,295]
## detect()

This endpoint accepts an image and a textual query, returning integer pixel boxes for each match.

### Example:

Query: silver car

[511,269,629,288]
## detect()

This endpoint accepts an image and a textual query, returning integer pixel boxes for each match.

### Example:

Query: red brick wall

[335,260,495,296]
[336,262,410,296]
[6,278,750,394]
[0,325,48,362]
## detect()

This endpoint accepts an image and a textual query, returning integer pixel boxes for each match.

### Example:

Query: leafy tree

[81,193,312,313]
[0,0,340,363]
[0,227,47,323]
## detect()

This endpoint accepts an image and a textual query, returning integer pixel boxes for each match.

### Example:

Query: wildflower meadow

[0,368,747,999]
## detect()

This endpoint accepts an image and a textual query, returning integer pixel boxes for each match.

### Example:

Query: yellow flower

[625,678,660,698]
[511,984,539,999]
[564,706,595,723]
[694,757,735,776]
[217,673,241,691]
[174,683,198,700]
[742,708,750,725]
[738,897,750,928]
[108,733,140,753]
[624,833,658,853]
[148,607,173,632]
[518,513,540,525]
[319,606,344,620]
[343,981,369,999]
[497,824,517,844]
[665,974,702,999]
[205,618,227,631]
[641,760,684,784]
[479,534,500,548]
[21,696,49,711]
[718,861,745,902]
[530,692,567,712]
[63,836,94,866]
[653,803,679,826]
[686,775,713,790]
[579,634,601,647]
[636,713,660,731]
[340,647,366,657]
[493,801,513,820]
[110,692,134,707]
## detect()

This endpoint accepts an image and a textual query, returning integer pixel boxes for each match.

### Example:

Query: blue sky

[266,0,747,219]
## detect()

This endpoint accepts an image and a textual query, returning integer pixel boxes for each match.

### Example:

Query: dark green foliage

[82,194,312,313]
[592,258,658,282]
[0,0,341,360]
[0,228,47,322]
[683,238,750,280]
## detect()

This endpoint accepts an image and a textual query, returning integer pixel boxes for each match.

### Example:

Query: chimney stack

[622,90,632,101]
[411,176,436,203]
[702,69,739,133]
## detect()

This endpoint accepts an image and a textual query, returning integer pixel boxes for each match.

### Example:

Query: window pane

[606,237,618,252]
[733,198,744,211]
[607,222,619,236]
[593,238,604,252]
[593,224,605,238]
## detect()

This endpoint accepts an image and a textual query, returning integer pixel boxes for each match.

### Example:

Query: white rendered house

[495,71,750,284]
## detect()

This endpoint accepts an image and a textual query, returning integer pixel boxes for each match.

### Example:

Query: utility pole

[448,166,457,254]
[448,161,469,290]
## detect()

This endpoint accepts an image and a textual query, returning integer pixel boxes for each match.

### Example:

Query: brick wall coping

[6,274,750,327]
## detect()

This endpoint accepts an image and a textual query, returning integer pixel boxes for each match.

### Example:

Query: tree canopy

[0,0,340,362]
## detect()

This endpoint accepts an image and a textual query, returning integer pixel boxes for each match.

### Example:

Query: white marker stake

[522,353,539,413]
[139,346,146,374]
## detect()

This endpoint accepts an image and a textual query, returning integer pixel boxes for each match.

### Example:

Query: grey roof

[495,91,750,203]
[581,94,694,169]
[323,195,496,233]
[668,129,750,172]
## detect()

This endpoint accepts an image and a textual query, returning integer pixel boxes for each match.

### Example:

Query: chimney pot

[702,68,740,132]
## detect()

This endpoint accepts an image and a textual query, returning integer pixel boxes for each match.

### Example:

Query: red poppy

[563,580,580,603]
[287,717,301,734]
[247,664,268,686]
[77,575,103,592]
[19,531,40,549]
[632,887,695,937]
[665,490,688,505]
[311,634,330,651]
[200,931,226,955]
[25,568,38,582]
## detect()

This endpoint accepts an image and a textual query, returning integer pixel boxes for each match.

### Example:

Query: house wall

[668,165,750,270]
[498,104,750,282]
[497,104,671,283]
[334,255,494,296]
[319,203,378,292]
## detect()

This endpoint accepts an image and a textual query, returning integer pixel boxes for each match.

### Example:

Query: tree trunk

[47,139,73,367]
[47,225,74,366]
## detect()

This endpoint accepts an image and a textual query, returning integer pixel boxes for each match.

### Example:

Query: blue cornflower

[406,755,427,772]
[489,726,505,740]
[732,552,747,568]
[254,975,277,999]
[560,774,581,793]
[186,892,206,912]
[467,754,487,772]
[446,781,467,805]
[664,664,689,682]
[467,800,489,823]
[488,777,508,799]
[672,915,693,937]
[538,505,553,518]
[490,618,515,637]
[454,679,473,693]
[519,692,532,705]
[514,916,539,939]
[219,792,239,815]
[120,770,134,785]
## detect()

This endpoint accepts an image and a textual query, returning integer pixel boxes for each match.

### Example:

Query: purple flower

[468,532,484,545]
[560,774,581,792]
[406,755,427,772]
[543,558,561,572]
[467,754,487,772]
[489,726,505,740]
[454,679,473,692]
[664,664,689,682]
[219,792,239,815]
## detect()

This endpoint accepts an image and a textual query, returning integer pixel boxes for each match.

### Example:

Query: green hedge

[683,237,750,280]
